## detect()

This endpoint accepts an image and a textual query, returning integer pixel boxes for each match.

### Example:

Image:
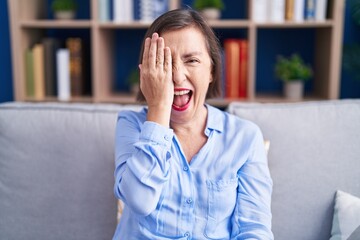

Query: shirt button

[183,166,188,171]
[164,135,170,141]
[186,198,193,204]
[184,232,190,237]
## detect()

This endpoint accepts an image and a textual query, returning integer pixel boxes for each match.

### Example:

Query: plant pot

[200,8,221,20]
[130,83,140,95]
[54,11,75,20]
[284,80,304,101]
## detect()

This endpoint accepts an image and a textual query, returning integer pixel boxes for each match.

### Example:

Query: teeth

[174,90,190,96]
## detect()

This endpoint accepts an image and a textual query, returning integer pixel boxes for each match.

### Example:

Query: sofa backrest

[228,100,360,240]
[0,102,142,240]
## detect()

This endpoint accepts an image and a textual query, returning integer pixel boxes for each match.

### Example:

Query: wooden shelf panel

[20,20,92,28]
[98,22,151,29]
[255,20,333,29]
[207,20,251,28]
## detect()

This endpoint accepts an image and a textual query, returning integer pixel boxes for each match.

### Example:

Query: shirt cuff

[140,121,174,148]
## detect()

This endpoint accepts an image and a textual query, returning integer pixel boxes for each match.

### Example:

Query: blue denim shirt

[113,105,273,240]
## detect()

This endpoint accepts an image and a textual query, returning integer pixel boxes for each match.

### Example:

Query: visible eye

[186,58,200,64]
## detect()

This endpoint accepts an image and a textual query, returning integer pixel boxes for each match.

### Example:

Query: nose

[172,64,186,85]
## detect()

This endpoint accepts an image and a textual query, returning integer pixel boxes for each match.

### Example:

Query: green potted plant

[51,0,77,20]
[275,54,312,100]
[193,0,225,20]
[127,68,140,95]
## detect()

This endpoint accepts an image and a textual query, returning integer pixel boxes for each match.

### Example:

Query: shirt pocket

[204,178,238,239]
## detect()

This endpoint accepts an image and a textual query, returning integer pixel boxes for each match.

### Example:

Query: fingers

[164,47,172,73]
[142,37,150,67]
[156,37,164,67]
[142,32,167,69]
[148,33,159,68]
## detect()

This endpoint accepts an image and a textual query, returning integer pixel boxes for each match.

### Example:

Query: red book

[239,40,248,98]
[224,39,240,99]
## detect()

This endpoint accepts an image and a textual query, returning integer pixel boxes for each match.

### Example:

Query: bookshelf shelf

[8,0,345,107]
[207,20,251,28]
[256,21,334,28]
[20,20,92,28]
[98,22,151,29]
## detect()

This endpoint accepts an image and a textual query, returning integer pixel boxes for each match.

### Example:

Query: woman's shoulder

[117,107,148,124]
[207,104,261,137]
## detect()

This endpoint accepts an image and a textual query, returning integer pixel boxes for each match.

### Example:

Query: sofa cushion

[227,100,360,240]
[0,102,142,240]
[330,190,360,240]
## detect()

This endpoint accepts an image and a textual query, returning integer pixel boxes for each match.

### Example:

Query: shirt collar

[205,104,224,133]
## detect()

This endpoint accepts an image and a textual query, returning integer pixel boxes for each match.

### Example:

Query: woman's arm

[231,128,274,240]
[114,112,173,216]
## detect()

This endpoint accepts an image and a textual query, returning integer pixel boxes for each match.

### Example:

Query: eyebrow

[181,51,203,59]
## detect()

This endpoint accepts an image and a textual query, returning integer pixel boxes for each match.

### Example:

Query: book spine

[153,0,169,19]
[224,39,240,99]
[294,0,305,22]
[124,0,134,22]
[305,0,316,20]
[269,0,285,23]
[42,38,59,97]
[56,49,71,101]
[113,0,125,23]
[32,43,45,100]
[315,0,328,21]
[251,0,268,23]
[239,40,248,98]
[66,38,83,97]
[99,0,110,22]
[285,0,295,21]
[139,0,154,22]
[25,48,35,98]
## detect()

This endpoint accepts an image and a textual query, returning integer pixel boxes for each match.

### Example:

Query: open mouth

[172,89,193,111]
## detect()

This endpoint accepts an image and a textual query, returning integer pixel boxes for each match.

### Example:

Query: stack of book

[223,39,248,99]
[98,0,170,23]
[24,38,88,101]
[252,0,329,23]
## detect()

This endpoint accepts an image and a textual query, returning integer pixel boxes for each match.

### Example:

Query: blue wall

[1,0,359,103]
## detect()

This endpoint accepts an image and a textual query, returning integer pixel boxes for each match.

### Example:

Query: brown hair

[136,8,222,101]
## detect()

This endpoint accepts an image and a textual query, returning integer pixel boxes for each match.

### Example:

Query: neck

[170,105,208,135]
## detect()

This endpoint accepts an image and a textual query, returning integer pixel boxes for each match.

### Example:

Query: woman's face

[162,26,212,124]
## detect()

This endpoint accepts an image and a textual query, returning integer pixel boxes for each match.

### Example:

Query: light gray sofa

[0,100,359,240]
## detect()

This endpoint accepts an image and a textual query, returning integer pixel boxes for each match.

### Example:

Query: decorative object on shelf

[343,0,360,81]
[275,54,312,100]
[127,68,140,95]
[193,0,225,20]
[51,0,77,20]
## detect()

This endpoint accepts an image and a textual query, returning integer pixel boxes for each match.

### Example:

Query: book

[315,0,328,21]
[42,38,60,97]
[32,43,45,100]
[305,0,316,20]
[251,0,268,23]
[56,49,70,101]
[269,0,285,23]
[294,0,306,22]
[66,38,83,97]
[239,40,248,98]
[98,0,110,22]
[285,0,295,21]
[24,48,34,98]
[113,0,133,23]
[138,0,154,22]
[224,39,240,99]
